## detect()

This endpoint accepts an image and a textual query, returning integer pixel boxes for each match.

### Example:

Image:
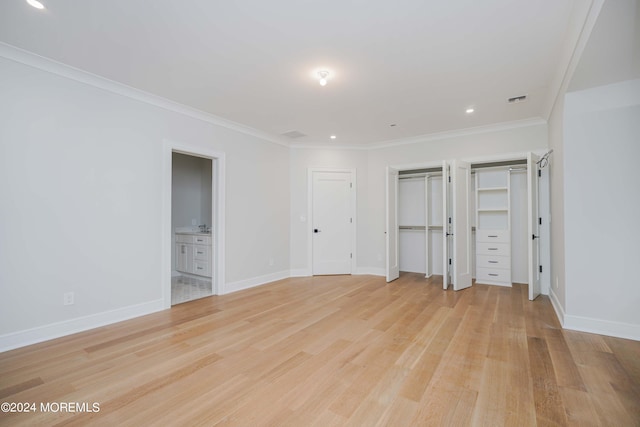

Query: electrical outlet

[64,292,74,306]
[555,276,559,289]
[191,219,197,226]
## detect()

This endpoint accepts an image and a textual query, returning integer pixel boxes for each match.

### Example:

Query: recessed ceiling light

[466,108,475,114]
[26,0,45,9]
[330,135,337,140]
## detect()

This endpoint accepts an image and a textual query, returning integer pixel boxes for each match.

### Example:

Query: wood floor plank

[1,273,639,426]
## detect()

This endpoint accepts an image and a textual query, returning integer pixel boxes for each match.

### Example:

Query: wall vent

[281,130,307,139]
[508,95,527,103]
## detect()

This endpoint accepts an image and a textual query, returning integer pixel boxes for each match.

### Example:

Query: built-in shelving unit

[475,169,511,286]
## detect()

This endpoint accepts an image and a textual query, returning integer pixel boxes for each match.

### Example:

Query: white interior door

[386,167,400,282]
[425,175,431,278]
[312,171,353,275]
[528,153,541,300]
[452,159,472,291]
[442,161,450,290]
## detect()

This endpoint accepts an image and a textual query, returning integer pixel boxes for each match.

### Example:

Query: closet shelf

[477,186,508,192]
[399,225,426,230]
[477,208,508,212]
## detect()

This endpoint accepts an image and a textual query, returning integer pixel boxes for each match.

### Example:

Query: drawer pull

[489,273,498,277]
[197,266,203,270]
[488,248,498,251]
[488,235,498,238]
[488,261,498,264]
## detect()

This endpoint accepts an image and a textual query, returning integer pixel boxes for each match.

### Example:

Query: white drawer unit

[193,245,209,261]
[193,235,211,245]
[476,254,510,270]
[175,232,212,278]
[476,229,509,243]
[475,168,512,288]
[476,267,512,285]
[476,242,510,257]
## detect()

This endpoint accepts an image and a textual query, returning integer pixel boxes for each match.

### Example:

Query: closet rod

[398,172,443,180]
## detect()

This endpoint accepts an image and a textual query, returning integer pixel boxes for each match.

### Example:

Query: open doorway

[162,140,225,309]
[171,152,213,304]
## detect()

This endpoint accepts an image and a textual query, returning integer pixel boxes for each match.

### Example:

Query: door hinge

[539,217,542,225]
[539,265,543,273]
[350,217,352,223]
[448,176,451,183]
[448,217,452,224]
[449,258,452,265]
[350,253,353,259]
[350,182,353,188]
[538,169,541,177]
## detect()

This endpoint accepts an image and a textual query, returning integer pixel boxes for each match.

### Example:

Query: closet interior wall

[398,173,444,276]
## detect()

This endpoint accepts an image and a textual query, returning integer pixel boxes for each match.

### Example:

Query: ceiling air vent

[281,130,307,139]
[508,95,527,104]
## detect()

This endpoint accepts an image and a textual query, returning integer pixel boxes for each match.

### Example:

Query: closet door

[452,159,472,290]
[386,167,400,282]
[528,153,541,300]
[442,161,450,290]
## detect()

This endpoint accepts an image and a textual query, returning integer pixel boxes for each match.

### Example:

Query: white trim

[162,139,226,306]
[289,269,312,277]
[224,271,290,295]
[0,299,164,353]
[0,42,289,148]
[354,267,386,276]
[549,288,566,327]
[289,118,546,151]
[307,168,357,276]
[563,315,640,342]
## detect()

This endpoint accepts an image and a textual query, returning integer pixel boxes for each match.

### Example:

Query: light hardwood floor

[1,273,639,426]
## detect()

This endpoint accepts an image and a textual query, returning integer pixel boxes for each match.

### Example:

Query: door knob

[314,229,321,233]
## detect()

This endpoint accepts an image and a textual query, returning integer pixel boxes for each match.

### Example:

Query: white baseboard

[223,270,290,295]
[289,269,311,277]
[354,267,386,276]
[563,314,640,341]
[0,299,165,353]
[548,288,565,327]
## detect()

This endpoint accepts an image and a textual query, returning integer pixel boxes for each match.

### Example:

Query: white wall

[289,147,369,275]
[0,53,289,349]
[563,79,640,338]
[548,96,567,313]
[289,123,549,276]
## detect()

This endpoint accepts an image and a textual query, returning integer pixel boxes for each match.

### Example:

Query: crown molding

[542,0,605,119]
[290,117,546,151]
[368,117,546,150]
[0,42,291,148]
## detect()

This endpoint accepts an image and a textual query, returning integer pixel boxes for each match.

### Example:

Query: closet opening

[395,165,447,286]
[387,152,549,300]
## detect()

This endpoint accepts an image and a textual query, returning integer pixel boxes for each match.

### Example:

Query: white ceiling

[0,0,592,146]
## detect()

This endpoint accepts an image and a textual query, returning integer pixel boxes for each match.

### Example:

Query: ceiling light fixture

[466,108,475,114]
[26,0,45,9]
[330,135,337,140]
[318,70,329,87]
